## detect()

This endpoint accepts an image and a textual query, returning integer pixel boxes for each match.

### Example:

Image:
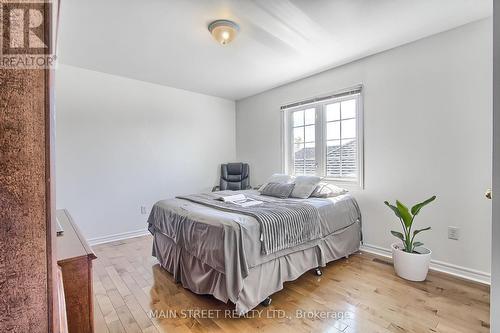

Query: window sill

[322,178,364,191]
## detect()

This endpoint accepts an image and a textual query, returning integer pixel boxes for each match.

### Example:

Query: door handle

[486,188,492,199]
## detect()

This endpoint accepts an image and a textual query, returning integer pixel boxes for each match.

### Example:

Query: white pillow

[310,183,348,198]
[290,175,322,199]
[258,173,293,192]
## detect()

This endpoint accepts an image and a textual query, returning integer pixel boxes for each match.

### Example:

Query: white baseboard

[88,228,150,246]
[360,243,491,285]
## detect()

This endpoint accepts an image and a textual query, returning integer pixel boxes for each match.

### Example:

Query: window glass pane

[286,94,360,182]
[327,121,340,140]
[327,140,341,148]
[326,140,341,178]
[304,142,316,175]
[293,110,304,127]
[326,103,340,121]
[340,139,357,178]
[294,127,304,146]
[341,99,356,119]
[304,108,315,125]
[294,143,305,175]
[294,142,305,159]
[341,119,356,139]
[304,125,315,142]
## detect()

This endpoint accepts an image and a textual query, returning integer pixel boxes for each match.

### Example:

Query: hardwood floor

[92,235,490,333]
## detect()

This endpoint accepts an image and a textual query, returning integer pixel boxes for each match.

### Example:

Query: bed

[147,189,361,314]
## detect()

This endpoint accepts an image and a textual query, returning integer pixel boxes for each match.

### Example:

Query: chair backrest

[220,163,250,191]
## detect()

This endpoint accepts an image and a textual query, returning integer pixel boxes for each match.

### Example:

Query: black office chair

[212,163,251,191]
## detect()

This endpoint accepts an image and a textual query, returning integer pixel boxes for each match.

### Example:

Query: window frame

[282,90,364,189]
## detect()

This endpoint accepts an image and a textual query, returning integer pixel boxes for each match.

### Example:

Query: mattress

[147,190,362,313]
[152,221,361,314]
[148,190,360,271]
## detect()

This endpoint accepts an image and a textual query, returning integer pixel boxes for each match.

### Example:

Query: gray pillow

[260,182,295,199]
[258,173,293,192]
[290,175,322,199]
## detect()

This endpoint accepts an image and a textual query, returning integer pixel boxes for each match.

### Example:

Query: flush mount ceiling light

[208,19,239,45]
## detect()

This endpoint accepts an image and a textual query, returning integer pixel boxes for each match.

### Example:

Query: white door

[492,0,499,330]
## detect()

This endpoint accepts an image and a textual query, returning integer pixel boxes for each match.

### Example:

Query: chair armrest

[212,186,220,192]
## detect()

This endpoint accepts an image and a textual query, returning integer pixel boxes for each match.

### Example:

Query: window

[282,87,363,186]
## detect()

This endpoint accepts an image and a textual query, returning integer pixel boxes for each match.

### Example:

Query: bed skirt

[152,221,361,314]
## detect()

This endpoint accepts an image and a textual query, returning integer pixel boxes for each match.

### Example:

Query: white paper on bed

[219,194,246,202]
[219,194,263,207]
[236,199,263,207]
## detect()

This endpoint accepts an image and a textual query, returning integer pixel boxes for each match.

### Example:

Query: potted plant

[384,196,436,281]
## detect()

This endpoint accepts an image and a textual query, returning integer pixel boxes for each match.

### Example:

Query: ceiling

[58,0,492,100]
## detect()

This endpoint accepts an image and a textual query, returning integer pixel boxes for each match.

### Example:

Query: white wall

[236,19,492,277]
[55,64,236,241]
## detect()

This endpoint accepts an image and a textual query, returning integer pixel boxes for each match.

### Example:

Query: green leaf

[384,201,402,219]
[411,196,436,216]
[396,200,412,228]
[413,241,424,247]
[390,230,405,241]
[413,227,431,236]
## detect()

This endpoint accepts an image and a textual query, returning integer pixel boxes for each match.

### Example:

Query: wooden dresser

[56,209,97,333]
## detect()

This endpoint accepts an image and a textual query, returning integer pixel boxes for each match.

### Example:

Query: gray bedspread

[177,193,322,255]
[147,190,361,306]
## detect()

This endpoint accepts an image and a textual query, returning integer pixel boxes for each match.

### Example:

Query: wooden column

[0,1,56,332]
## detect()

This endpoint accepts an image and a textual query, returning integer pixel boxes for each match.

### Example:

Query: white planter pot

[391,243,432,281]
